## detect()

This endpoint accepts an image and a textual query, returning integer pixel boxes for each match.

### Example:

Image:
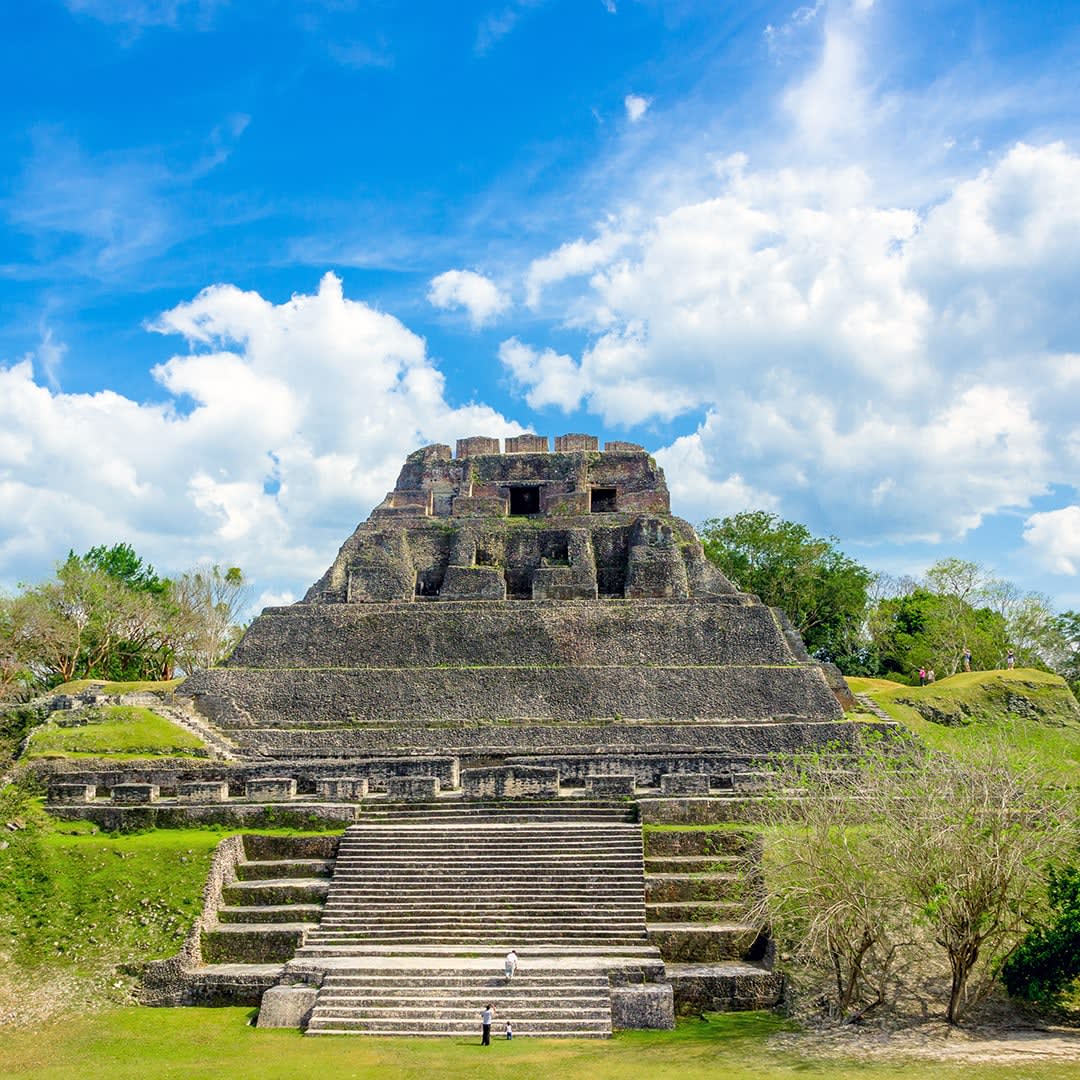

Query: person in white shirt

[480,1003,495,1045]
[504,948,518,981]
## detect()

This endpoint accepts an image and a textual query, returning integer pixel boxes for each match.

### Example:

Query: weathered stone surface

[660,773,711,796]
[111,783,159,805]
[177,781,229,803]
[313,777,368,800]
[505,433,548,453]
[554,433,599,452]
[385,775,439,800]
[586,774,636,796]
[667,963,784,1013]
[49,783,96,804]
[245,778,296,801]
[611,983,675,1029]
[461,765,559,798]
[256,984,318,1028]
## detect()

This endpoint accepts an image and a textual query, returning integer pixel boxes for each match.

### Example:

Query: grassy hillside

[48,679,184,696]
[848,669,1080,783]
[23,705,206,759]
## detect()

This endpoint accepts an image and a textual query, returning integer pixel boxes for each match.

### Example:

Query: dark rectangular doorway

[509,486,541,515]
[590,487,617,512]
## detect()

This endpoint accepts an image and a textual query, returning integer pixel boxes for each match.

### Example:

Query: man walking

[504,948,518,981]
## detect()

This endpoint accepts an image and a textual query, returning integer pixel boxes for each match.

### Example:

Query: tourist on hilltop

[1007,648,1015,669]
[480,1003,495,1045]
[505,948,518,981]
[963,647,972,672]
[927,669,936,683]
[918,667,927,686]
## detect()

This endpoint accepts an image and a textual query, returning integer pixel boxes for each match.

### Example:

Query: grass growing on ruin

[2,1006,1079,1079]
[24,706,205,759]
[848,669,1080,784]
[48,679,184,696]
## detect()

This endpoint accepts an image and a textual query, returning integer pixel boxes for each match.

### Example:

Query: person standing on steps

[480,1003,495,1045]
[504,948,518,981]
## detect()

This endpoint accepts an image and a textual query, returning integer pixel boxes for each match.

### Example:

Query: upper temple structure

[179,433,854,764]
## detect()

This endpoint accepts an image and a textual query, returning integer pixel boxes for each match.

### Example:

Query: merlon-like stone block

[245,778,296,801]
[111,783,159,805]
[661,773,711,796]
[49,783,96,804]
[386,776,440,800]
[554,433,599,452]
[177,781,229,803]
[456,436,501,458]
[314,777,368,801]
[586,774,636,796]
[505,434,549,453]
[462,765,559,799]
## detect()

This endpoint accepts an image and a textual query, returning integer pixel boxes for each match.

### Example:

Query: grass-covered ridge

[847,669,1080,783]
[23,705,206,759]
[48,678,184,696]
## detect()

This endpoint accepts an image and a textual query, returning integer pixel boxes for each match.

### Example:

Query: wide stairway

[296,818,662,1036]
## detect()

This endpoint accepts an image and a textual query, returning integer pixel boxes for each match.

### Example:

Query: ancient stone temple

[179,434,851,768]
[48,434,889,1036]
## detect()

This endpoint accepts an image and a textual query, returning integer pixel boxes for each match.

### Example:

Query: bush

[1002,862,1080,1006]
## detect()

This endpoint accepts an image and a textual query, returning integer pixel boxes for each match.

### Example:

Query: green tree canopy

[699,510,873,664]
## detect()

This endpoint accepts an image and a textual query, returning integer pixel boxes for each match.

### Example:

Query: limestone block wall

[184,663,843,728]
[224,599,797,670]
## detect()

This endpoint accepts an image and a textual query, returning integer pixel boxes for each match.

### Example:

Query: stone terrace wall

[217,719,877,759]
[184,663,841,728]
[225,599,796,670]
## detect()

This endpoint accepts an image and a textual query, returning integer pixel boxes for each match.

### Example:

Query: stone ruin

[43,434,894,1036]
[178,434,854,765]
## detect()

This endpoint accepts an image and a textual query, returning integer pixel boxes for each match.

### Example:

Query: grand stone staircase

[290,816,663,1036]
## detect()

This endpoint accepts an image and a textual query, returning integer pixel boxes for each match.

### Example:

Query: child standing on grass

[505,1021,514,1040]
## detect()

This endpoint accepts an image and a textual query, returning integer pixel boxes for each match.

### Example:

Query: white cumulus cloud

[0,272,521,598]
[1024,507,1080,575]
[428,269,510,328]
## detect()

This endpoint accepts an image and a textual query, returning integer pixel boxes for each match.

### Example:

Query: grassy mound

[848,669,1080,783]
[24,705,205,759]
[48,679,184,696]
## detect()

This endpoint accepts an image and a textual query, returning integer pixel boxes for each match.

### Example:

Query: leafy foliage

[699,511,873,665]
[1002,862,1080,1007]
[2,544,248,689]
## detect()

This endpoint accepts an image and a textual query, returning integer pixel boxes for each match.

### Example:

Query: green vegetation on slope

[0,798,218,971]
[24,705,205,759]
[48,679,183,696]
[848,669,1080,783]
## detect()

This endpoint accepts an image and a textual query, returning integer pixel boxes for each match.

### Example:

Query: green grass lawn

[2,1006,1078,1080]
[24,705,205,759]
[847,669,1080,784]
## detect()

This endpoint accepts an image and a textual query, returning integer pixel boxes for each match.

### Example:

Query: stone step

[303,935,649,947]
[303,960,614,1037]
[235,859,335,881]
[645,874,743,903]
[219,904,325,924]
[306,1021,610,1037]
[201,923,314,964]
[294,943,662,957]
[645,901,743,922]
[643,829,758,857]
[644,855,738,874]
[221,880,330,906]
[647,923,766,963]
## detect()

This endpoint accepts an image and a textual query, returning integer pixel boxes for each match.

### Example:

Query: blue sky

[1,0,1079,612]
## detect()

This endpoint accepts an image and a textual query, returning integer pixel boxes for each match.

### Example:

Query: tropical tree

[699,511,873,665]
